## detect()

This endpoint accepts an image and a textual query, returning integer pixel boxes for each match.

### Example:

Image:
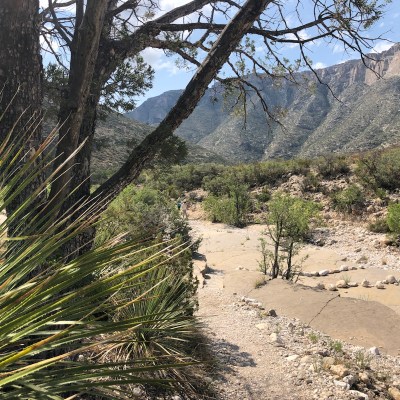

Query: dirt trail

[192,219,400,399]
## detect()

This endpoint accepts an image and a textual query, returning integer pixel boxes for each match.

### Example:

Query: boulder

[319,269,330,276]
[389,387,400,400]
[330,364,350,378]
[328,284,338,291]
[336,280,348,288]
[375,281,385,289]
[386,275,397,284]
[340,265,349,272]
[348,282,359,287]
[361,279,370,288]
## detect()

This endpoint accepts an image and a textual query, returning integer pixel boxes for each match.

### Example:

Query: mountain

[127,43,400,163]
[91,113,226,183]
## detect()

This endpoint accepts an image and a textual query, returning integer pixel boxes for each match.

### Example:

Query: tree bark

[0,0,45,235]
[48,0,108,212]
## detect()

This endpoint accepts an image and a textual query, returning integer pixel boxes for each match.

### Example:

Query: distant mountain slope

[127,43,400,162]
[92,113,226,183]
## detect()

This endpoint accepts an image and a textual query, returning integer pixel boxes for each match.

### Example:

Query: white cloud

[313,62,326,69]
[284,31,312,49]
[141,48,179,75]
[371,42,394,53]
[159,0,191,12]
[332,44,344,54]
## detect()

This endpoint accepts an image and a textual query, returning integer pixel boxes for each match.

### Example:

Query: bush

[331,184,365,213]
[387,203,400,236]
[368,217,390,233]
[356,148,400,192]
[314,155,350,179]
[203,178,251,227]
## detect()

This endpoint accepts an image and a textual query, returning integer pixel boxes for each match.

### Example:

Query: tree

[0,0,388,256]
[265,193,320,279]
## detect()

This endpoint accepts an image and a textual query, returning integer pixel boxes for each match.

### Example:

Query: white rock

[270,333,283,346]
[287,354,300,361]
[348,390,369,400]
[336,279,348,288]
[255,323,268,330]
[386,275,397,284]
[361,279,370,288]
[348,282,359,287]
[319,269,329,276]
[343,374,356,386]
[368,346,380,355]
[375,281,385,289]
[334,380,350,390]
[328,284,338,291]
[340,265,349,272]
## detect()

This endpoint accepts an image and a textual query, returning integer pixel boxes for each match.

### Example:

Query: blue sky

[137,0,400,105]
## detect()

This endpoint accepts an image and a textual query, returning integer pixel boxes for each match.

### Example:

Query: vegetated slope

[92,112,226,182]
[127,43,400,163]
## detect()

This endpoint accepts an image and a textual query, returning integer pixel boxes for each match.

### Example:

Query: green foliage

[265,193,320,279]
[356,148,400,192]
[368,217,390,233]
[314,155,350,179]
[0,133,198,398]
[387,203,400,236]
[257,237,271,275]
[331,184,365,213]
[203,176,250,227]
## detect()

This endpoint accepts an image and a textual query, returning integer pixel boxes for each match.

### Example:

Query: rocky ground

[191,215,400,400]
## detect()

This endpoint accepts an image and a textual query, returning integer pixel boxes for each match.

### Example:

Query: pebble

[368,346,380,355]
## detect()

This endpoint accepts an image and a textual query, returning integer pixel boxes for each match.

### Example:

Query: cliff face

[127,44,400,162]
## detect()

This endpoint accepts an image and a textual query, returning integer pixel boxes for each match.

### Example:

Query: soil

[191,217,400,399]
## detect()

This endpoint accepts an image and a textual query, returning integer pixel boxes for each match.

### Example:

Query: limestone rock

[328,284,338,291]
[340,265,349,272]
[375,281,385,289]
[386,275,397,284]
[368,346,380,355]
[361,279,370,288]
[336,280,348,288]
[330,364,350,378]
[389,387,400,400]
[319,269,329,276]
[348,390,369,400]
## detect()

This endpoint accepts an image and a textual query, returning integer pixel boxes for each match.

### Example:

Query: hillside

[127,43,400,163]
[91,113,226,182]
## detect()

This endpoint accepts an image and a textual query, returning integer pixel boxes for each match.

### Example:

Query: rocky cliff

[127,43,400,162]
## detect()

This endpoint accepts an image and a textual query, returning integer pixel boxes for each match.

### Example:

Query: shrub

[368,217,390,233]
[387,203,400,236]
[314,154,350,179]
[356,148,400,192]
[331,184,365,213]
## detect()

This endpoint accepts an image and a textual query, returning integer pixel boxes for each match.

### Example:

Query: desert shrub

[331,184,365,213]
[368,217,390,233]
[203,179,251,227]
[256,187,271,203]
[387,203,400,236]
[356,148,400,192]
[314,154,350,179]
[96,186,195,247]
[301,172,321,193]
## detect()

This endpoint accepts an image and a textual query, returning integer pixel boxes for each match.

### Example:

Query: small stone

[300,355,313,364]
[255,323,268,330]
[343,374,356,386]
[386,275,397,284]
[340,265,349,272]
[336,279,348,288]
[329,268,340,274]
[315,282,325,290]
[322,356,335,368]
[358,372,371,384]
[334,380,350,390]
[348,282,359,287]
[267,309,277,317]
[351,266,358,270]
[375,281,385,289]
[368,346,380,355]
[319,269,329,276]
[330,364,350,378]
[311,271,319,277]
[328,284,338,291]
[287,354,300,361]
[389,387,400,400]
[132,387,142,397]
[354,248,362,253]
[270,333,284,346]
[348,390,369,400]
[361,279,370,288]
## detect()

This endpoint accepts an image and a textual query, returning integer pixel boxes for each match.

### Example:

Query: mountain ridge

[127,43,400,162]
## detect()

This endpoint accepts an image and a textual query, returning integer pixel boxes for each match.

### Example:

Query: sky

[137,0,400,105]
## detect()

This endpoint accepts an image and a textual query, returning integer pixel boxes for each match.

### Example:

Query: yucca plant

[0,127,198,398]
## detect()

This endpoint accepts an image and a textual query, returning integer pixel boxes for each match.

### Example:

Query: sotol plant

[0,130,198,398]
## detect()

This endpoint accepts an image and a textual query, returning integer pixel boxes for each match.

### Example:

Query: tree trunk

[0,0,45,236]
[48,0,108,213]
